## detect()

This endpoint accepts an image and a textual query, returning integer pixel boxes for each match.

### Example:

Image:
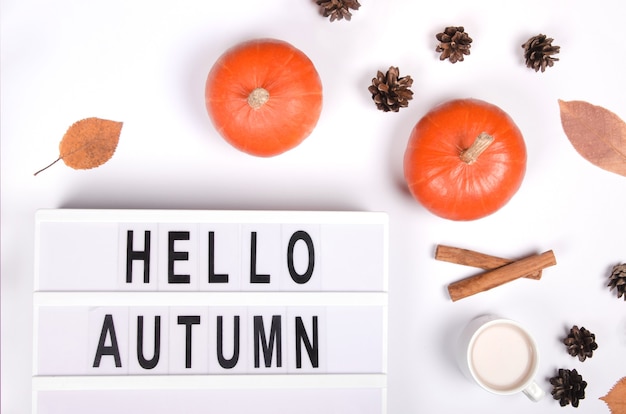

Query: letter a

[93,314,122,368]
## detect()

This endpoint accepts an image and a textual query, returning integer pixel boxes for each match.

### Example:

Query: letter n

[296,316,319,368]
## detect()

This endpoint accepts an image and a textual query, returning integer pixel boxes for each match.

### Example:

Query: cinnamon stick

[435,245,542,280]
[447,250,557,302]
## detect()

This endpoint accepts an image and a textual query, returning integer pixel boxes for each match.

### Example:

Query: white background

[2,0,625,413]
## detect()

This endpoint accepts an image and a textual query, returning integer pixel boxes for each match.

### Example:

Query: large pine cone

[315,0,361,22]
[521,34,560,72]
[435,26,472,63]
[368,66,414,112]
[550,368,587,407]
[608,263,626,300]
[563,325,597,362]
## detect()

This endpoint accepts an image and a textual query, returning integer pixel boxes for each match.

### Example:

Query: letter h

[126,230,151,283]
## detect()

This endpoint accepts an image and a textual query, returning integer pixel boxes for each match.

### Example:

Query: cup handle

[522,381,545,402]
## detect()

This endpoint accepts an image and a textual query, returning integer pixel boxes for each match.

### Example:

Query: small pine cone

[550,368,587,407]
[368,66,414,112]
[315,0,361,22]
[435,26,472,63]
[522,34,560,72]
[608,263,626,300]
[563,325,598,362]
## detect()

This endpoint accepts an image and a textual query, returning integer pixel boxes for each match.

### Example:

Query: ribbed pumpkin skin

[403,99,527,221]
[205,38,323,157]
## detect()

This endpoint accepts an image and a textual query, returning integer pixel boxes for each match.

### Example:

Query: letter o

[287,231,315,284]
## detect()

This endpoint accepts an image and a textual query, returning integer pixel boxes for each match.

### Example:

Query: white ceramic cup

[457,315,545,402]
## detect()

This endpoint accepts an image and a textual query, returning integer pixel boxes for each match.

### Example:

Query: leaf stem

[34,157,61,176]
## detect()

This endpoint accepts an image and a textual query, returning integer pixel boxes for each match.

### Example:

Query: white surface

[2,1,625,413]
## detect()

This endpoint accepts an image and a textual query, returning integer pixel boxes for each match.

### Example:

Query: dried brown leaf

[35,117,123,175]
[558,100,626,177]
[601,377,626,414]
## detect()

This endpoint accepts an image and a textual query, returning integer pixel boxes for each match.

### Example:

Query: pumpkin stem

[460,132,494,164]
[247,87,270,109]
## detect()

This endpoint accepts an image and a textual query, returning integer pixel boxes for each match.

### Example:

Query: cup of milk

[457,315,545,401]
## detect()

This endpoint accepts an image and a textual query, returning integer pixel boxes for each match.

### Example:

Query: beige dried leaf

[558,100,626,177]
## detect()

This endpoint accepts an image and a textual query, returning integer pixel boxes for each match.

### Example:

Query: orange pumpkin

[205,38,323,157]
[403,98,527,221]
